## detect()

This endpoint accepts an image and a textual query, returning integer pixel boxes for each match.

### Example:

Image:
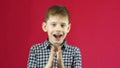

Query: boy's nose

[55,25,62,31]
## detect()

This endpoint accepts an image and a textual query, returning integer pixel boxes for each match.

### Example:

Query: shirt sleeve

[27,45,37,68]
[72,47,82,68]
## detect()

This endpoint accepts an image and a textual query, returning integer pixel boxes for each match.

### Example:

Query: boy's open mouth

[53,34,63,39]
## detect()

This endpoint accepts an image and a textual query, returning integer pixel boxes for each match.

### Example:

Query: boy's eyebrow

[61,23,66,25]
[61,22,68,24]
[50,22,57,24]
[48,21,68,24]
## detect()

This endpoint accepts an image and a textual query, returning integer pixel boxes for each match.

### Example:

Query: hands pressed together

[45,45,65,68]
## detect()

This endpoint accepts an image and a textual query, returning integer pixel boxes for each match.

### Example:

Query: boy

[28,5,82,68]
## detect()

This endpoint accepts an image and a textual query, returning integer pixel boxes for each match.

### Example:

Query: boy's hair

[45,5,70,22]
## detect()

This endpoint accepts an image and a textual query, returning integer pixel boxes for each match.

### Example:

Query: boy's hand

[45,46,56,68]
[51,45,56,55]
[56,46,65,68]
[56,46,62,59]
[51,45,63,59]
[52,45,65,68]
[45,45,64,68]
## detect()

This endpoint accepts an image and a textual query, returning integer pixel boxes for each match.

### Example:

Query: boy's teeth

[53,34,62,38]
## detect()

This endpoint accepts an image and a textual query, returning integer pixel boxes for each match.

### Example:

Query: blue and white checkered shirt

[27,39,82,68]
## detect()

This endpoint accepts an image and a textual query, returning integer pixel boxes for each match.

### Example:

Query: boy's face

[42,15,71,46]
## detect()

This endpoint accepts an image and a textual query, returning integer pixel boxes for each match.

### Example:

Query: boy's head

[42,5,71,46]
[45,5,70,22]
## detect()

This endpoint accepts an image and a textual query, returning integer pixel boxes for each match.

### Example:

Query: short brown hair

[45,5,70,22]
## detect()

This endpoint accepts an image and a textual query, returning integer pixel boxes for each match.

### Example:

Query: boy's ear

[42,22,47,32]
[67,23,71,33]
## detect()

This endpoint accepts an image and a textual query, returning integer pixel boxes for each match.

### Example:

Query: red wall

[0,0,120,68]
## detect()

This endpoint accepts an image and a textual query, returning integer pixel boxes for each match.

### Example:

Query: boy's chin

[52,40,63,46]
[53,42,62,45]
[49,38,64,45]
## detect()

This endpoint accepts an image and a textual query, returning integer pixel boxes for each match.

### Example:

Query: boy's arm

[27,46,37,68]
[72,47,82,68]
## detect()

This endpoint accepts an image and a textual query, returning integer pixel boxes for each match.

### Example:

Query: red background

[0,0,120,68]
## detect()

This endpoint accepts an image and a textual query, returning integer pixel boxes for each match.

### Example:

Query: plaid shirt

[27,39,82,68]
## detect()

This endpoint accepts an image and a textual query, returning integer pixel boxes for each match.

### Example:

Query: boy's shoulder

[66,44,80,51]
[30,42,45,51]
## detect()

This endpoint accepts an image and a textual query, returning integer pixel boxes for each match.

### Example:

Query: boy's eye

[61,24,65,27]
[51,24,56,27]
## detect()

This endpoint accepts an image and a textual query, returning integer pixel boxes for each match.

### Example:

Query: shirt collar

[43,38,68,50]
